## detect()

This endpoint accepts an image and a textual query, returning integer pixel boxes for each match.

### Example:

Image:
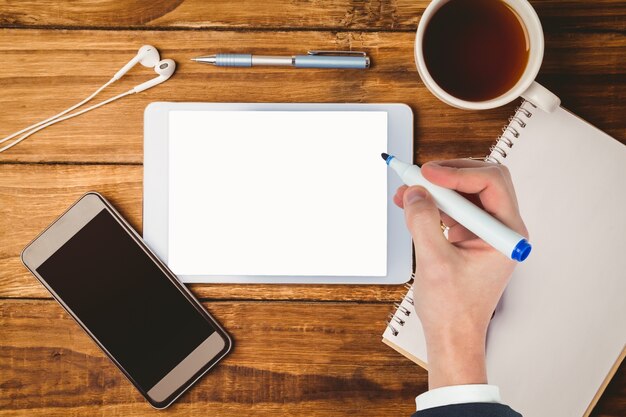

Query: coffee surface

[423,0,530,102]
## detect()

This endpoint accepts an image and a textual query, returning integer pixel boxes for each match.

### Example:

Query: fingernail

[405,187,428,205]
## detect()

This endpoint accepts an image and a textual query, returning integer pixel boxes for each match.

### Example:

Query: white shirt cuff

[415,384,501,411]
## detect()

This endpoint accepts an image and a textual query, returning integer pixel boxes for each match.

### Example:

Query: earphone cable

[0,89,134,154]
[0,78,116,147]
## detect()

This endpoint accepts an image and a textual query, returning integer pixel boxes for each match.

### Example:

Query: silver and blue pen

[191,50,370,69]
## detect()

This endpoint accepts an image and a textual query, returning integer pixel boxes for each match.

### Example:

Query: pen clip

[307,50,368,57]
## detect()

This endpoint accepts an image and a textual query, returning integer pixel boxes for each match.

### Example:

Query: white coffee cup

[415,0,560,113]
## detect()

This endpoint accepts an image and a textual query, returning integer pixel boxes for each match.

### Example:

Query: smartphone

[21,192,232,408]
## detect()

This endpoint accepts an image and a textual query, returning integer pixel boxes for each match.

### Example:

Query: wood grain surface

[0,30,624,164]
[0,0,623,32]
[0,300,426,416]
[0,0,624,416]
[2,300,625,417]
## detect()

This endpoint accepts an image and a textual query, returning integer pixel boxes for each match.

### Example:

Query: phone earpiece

[132,59,176,93]
[113,45,160,81]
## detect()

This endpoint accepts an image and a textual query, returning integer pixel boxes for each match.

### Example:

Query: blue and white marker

[382,153,531,262]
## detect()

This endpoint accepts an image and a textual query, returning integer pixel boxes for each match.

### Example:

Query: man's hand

[394,160,528,389]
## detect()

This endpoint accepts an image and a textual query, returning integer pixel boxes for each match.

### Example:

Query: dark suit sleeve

[411,402,522,417]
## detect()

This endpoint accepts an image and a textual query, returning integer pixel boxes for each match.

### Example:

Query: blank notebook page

[382,103,626,417]
[168,111,388,277]
[487,105,626,417]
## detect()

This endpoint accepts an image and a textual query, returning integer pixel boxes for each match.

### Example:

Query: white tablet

[144,102,412,284]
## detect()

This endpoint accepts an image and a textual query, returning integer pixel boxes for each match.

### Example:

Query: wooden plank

[0,163,409,301]
[0,0,623,32]
[0,164,142,299]
[0,299,425,416]
[0,29,624,164]
[1,299,625,416]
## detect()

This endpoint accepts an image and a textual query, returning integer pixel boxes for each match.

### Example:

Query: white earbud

[0,45,176,153]
[113,45,160,81]
[132,59,176,93]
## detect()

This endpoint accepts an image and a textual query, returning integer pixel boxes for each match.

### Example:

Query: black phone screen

[36,208,216,390]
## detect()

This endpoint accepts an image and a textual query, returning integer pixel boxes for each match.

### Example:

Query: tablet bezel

[144,102,413,284]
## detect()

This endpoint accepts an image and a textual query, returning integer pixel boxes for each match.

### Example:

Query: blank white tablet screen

[168,111,387,276]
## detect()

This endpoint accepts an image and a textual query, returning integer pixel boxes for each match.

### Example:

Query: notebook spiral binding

[386,281,414,337]
[485,100,536,164]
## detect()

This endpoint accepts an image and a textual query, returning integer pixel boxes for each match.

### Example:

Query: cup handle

[521,81,561,113]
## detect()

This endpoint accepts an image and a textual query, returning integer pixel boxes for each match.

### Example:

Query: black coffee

[423,0,530,102]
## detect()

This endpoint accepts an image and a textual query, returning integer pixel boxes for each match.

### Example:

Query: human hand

[393,160,528,389]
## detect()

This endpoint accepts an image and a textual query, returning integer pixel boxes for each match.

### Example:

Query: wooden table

[0,1,624,416]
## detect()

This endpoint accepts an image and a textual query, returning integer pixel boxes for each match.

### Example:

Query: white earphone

[114,45,160,80]
[0,45,176,153]
[133,59,176,93]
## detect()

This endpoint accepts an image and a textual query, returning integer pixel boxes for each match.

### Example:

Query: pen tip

[190,58,198,62]
[381,153,389,161]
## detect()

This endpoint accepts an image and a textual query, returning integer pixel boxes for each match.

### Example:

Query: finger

[439,206,478,242]
[402,186,452,263]
[421,161,527,236]
[430,159,516,191]
[440,209,478,243]
[446,223,478,243]
[422,161,515,197]
[393,185,409,208]
[439,211,458,228]
[440,211,479,242]
[430,159,493,169]
[454,237,492,252]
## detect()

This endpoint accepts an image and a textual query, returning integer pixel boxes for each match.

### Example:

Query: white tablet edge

[144,102,413,284]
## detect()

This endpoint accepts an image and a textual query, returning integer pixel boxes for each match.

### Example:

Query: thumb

[402,186,450,262]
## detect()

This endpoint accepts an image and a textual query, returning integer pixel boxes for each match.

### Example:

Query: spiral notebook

[382,100,626,417]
